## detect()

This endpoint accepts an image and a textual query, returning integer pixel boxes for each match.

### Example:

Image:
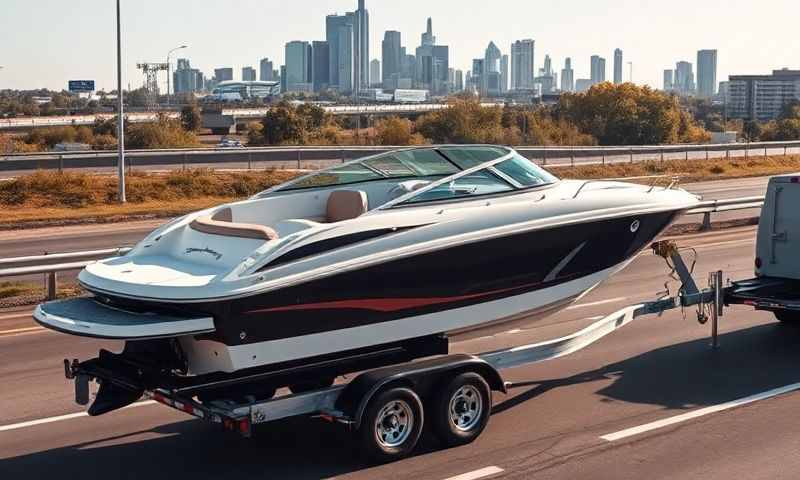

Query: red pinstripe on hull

[247,280,548,315]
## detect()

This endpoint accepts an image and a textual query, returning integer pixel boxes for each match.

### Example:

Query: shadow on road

[495,322,800,415]
[4,323,800,478]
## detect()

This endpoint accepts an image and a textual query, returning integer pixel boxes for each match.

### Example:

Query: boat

[35,146,699,385]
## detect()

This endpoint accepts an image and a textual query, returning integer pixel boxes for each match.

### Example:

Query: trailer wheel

[431,372,492,447]
[358,387,424,462]
[775,311,800,325]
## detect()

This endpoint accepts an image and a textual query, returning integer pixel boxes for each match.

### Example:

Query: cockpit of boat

[187,146,559,243]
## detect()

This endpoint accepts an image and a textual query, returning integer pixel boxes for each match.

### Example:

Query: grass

[550,154,800,183]
[0,281,83,308]
[2,155,800,229]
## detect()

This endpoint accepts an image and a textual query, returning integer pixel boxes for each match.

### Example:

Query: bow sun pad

[34,297,215,340]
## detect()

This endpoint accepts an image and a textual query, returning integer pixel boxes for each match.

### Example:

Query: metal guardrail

[2,141,799,174]
[0,196,766,300]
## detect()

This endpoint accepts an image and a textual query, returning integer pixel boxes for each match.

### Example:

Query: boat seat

[190,208,279,241]
[326,190,368,223]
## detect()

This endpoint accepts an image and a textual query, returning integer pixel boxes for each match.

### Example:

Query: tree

[180,103,202,132]
[261,102,305,145]
[415,97,507,144]
[374,116,425,145]
[126,113,200,149]
[558,83,710,145]
[742,120,762,142]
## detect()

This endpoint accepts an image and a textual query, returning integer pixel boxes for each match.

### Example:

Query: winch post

[710,270,724,349]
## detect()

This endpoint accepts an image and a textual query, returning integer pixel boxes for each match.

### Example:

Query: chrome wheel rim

[375,400,414,448]
[449,385,483,432]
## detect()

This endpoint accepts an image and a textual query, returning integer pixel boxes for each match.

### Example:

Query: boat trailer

[64,240,728,462]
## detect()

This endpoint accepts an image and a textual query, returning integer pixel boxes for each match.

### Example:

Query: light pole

[166,45,188,107]
[116,0,126,203]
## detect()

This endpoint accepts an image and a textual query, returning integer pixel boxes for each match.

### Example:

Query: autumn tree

[180,103,202,132]
[374,116,425,145]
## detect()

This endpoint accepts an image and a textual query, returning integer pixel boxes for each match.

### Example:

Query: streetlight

[166,45,188,107]
[116,0,125,203]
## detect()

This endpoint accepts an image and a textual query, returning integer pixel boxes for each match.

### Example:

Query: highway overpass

[0,103,500,133]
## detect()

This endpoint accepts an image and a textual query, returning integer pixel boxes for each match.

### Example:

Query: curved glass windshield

[494,153,558,187]
[404,171,514,204]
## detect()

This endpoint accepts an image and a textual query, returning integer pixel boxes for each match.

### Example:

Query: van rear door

[756,175,800,280]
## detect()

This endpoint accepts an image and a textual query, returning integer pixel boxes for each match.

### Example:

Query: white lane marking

[0,401,157,433]
[600,382,800,442]
[0,312,33,321]
[0,326,46,336]
[443,466,505,480]
[567,297,627,310]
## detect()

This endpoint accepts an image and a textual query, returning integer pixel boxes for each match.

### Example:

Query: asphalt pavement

[3,226,800,479]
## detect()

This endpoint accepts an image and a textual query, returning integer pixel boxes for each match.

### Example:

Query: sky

[0,0,798,92]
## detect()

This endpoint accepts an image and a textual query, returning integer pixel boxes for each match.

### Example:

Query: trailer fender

[335,354,505,430]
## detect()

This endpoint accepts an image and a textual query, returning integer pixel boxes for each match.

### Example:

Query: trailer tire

[431,372,492,447]
[358,387,424,463]
[775,311,800,325]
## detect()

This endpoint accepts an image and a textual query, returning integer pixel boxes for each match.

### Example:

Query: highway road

[4,227,800,479]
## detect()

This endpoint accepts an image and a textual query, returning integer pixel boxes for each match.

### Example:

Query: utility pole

[116,0,126,203]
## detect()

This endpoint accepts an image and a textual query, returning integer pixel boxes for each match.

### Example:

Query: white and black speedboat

[36,146,698,404]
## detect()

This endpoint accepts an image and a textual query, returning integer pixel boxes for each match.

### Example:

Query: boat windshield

[262,146,558,204]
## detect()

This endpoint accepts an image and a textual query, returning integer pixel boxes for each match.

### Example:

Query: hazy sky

[0,0,798,92]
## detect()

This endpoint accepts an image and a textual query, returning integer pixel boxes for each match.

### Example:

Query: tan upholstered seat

[326,190,368,223]
[190,208,279,241]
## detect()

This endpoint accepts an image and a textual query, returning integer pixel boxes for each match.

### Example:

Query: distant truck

[725,173,800,323]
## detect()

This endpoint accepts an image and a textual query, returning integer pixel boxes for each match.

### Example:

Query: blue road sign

[68,80,95,92]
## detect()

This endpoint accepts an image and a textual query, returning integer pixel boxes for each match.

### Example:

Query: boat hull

[76,209,680,374]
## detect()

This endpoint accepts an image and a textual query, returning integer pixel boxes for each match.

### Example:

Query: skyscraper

[455,70,464,91]
[613,48,623,84]
[214,68,233,82]
[510,39,535,90]
[697,49,718,98]
[370,59,381,88]
[543,55,552,76]
[561,57,574,92]
[590,55,606,84]
[663,69,674,91]
[242,67,256,82]
[259,58,274,81]
[337,24,355,92]
[675,61,695,95]
[353,0,370,93]
[421,17,435,46]
[326,13,354,91]
[174,58,203,93]
[285,41,312,92]
[500,55,509,93]
[382,31,402,89]
[312,41,331,92]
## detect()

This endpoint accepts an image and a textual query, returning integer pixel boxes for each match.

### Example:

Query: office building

[259,58,274,81]
[674,61,695,95]
[337,23,355,92]
[561,57,574,92]
[590,55,606,84]
[500,55,509,93]
[613,48,623,84]
[382,31,402,89]
[510,39,535,91]
[242,67,256,82]
[214,68,234,82]
[663,69,674,91]
[173,58,203,94]
[285,41,312,92]
[727,69,800,121]
[697,49,718,98]
[312,41,331,92]
[326,13,354,91]
[370,59,381,88]
[421,17,435,46]
[354,0,370,93]
[455,69,464,91]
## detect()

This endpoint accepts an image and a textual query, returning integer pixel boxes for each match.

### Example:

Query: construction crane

[136,62,168,109]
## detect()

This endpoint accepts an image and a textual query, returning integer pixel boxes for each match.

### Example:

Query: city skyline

[0,0,798,91]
